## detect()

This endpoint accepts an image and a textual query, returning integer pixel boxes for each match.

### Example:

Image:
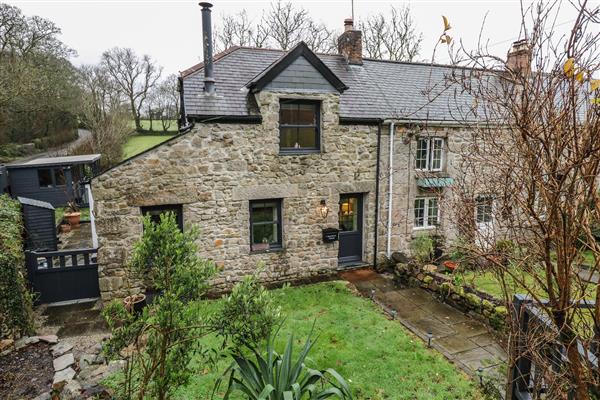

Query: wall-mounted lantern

[318,199,329,219]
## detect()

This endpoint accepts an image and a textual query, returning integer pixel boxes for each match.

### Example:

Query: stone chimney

[506,39,531,75]
[337,18,362,65]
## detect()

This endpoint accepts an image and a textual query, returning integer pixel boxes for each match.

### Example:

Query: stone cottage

[92,3,527,301]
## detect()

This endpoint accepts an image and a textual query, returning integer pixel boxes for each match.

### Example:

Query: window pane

[297,127,317,149]
[430,139,443,170]
[54,168,66,186]
[296,103,316,124]
[252,223,278,245]
[280,127,297,148]
[280,103,296,124]
[414,198,425,227]
[141,206,183,231]
[38,169,53,188]
[339,197,358,232]
[476,198,493,223]
[428,198,439,226]
[415,139,429,169]
[251,202,278,223]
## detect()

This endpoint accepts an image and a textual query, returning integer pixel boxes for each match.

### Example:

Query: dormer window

[279,100,320,154]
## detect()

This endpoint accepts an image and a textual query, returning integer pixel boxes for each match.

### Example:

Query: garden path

[341,269,507,391]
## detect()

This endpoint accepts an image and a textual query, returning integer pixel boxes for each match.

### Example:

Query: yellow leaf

[591,98,600,105]
[442,16,451,31]
[575,70,584,83]
[591,79,600,91]
[445,35,452,44]
[564,58,575,76]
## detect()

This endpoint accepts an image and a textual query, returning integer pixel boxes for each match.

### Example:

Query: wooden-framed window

[141,204,183,231]
[279,100,320,153]
[250,199,282,251]
[415,137,444,171]
[38,168,66,188]
[414,197,440,229]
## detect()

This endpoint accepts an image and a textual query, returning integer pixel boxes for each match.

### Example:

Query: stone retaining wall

[393,262,508,331]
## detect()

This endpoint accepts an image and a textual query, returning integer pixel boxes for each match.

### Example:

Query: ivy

[0,194,34,339]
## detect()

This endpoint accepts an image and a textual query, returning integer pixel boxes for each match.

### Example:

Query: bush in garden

[410,233,434,264]
[0,195,34,339]
[103,212,280,400]
[213,268,282,350]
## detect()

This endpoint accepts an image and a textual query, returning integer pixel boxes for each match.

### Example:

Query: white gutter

[386,121,395,258]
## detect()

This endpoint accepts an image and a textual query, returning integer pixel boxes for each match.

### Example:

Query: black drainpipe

[373,119,383,268]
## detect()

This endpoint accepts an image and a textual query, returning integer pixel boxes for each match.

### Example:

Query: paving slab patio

[340,268,507,388]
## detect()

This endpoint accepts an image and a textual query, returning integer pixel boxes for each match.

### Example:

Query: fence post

[24,250,37,289]
[506,294,533,400]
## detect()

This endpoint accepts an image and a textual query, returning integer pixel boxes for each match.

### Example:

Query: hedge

[0,194,33,339]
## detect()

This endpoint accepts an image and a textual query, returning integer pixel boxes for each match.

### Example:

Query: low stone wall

[393,262,508,331]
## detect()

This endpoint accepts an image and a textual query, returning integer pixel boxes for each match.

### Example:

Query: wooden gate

[25,248,100,304]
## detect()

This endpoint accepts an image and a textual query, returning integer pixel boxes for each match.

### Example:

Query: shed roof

[17,196,55,210]
[7,154,101,169]
[182,45,486,122]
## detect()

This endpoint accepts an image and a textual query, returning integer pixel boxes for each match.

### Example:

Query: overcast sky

[5,0,593,75]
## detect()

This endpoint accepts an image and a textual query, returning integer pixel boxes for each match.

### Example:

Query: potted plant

[124,293,147,314]
[63,201,81,227]
[60,222,71,233]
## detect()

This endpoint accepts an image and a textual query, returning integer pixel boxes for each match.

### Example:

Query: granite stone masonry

[93,91,379,300]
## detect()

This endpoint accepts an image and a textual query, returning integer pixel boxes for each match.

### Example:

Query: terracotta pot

[124,294,147,314]
[60,223,71,233]
[64,212,81,227]
[443,260,459,271]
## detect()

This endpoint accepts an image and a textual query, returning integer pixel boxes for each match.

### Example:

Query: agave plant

[215,325,353,399]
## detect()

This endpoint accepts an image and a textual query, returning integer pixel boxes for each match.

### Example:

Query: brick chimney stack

[506,39,531,75]
[337,18,362,65]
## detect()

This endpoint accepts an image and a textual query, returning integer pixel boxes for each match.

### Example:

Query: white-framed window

[414,197,440,229]
[476,196,493,224]
[415,137,444,171]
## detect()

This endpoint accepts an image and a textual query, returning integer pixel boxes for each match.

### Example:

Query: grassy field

[122,134,176,159]
[129,119,178,133]
[158,282,478,399]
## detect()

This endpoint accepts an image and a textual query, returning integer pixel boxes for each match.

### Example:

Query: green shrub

[0,195,34,338]
[213,268,281,350]
[410,234,434,264]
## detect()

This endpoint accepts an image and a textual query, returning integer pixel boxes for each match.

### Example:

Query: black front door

[338,194,363,264]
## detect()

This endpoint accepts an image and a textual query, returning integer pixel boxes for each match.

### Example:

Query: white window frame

[414,197,441,230]
[415,137,444,172]
[475,196,494,225]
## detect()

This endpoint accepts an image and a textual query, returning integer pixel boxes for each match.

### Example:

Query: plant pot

[443,260,459,271]
[124,294,147,314]
[64,212,81,227]
[60,223,71,233]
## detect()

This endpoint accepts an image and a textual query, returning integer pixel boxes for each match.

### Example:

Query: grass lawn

[457,267,597,300]
[122,134,176,159]
[129,119,178,133]
[170,282,478,399]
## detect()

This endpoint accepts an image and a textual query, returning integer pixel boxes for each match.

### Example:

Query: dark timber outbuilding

[18,196,58,251]
[6,154,101,207]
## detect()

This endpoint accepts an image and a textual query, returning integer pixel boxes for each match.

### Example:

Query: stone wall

[393,262,508,331]
[376,124,474,258]
[93,91,379,301]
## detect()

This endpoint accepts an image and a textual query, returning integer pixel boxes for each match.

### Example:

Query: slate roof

[182,45,483,122]
[17,197,55,210]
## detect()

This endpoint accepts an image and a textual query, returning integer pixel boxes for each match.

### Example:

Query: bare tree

[101,48,162,132]
[214,10,270,53]
[436,1,600,398]
[359,5,423,61]
[149,74,179,133]
[76,65,130,168]
[213,1,336,54]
